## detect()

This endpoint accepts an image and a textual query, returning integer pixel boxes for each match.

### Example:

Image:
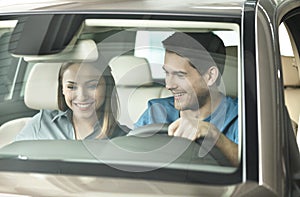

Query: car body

[0,0,299,196]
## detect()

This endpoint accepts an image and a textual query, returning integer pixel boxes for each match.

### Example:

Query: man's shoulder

[224,96,238,121]
[225,96,238,103]
[148,96,174,105]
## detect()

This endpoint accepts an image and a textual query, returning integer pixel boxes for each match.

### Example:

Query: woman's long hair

[57,61,119,139]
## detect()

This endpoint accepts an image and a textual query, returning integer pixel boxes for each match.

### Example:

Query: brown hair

[162,32,226,85]
[57,61,119,138]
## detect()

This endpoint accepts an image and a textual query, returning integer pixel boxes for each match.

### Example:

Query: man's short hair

[162,32,226,75]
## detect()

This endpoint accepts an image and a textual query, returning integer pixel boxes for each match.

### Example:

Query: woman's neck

[72,115,98,140]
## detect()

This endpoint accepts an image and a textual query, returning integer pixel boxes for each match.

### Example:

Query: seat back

[282,55,300,137]
[110,55,171,128]
[220,46,238,98]
[282,55,300,151]
[25,63,61,110]
[0,118,31,148]
[0,62,61,148]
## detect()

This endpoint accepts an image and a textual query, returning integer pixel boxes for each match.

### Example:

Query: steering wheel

[127,123,169,137]
[123,123,232,166]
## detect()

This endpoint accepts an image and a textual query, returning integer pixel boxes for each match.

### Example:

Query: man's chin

[174,102,185,111]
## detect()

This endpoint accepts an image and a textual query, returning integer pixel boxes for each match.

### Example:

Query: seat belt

[297,115,300,152]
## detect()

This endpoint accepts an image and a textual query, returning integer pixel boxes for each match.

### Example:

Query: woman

[15,61,128,140]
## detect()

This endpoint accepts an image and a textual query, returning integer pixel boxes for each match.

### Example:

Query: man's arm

[215,132,238,166]
[168,117,239,166]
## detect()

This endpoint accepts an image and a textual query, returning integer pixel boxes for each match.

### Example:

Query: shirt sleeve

[223,97,239,144]
[15,110,43,141]
[134,97,178,128]
[133,102,156,129]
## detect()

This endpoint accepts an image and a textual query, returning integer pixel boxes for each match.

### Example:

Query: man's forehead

[163,60,197,73]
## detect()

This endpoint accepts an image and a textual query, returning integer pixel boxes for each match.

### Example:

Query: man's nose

[165,75,177,90]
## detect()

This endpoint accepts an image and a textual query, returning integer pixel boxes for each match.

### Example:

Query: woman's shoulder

[31,109,68,123]
[110,124,130,138]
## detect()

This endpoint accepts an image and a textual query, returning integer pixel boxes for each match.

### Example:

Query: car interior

[280,23,300,148]
[0,17,241,149]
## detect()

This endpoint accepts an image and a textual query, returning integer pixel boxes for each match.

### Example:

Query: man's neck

[180,92,224,120]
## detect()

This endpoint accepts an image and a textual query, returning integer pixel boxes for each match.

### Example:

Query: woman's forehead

[63,63,103,79]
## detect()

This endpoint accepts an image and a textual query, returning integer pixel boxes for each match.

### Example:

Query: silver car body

[0,0,299,196]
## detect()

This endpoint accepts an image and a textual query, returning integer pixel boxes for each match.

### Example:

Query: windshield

[0,14,241,183]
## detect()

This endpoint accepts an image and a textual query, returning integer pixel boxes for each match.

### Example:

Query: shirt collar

[204,95,227,122]
[51,109,105,139]
[51,109,72,122]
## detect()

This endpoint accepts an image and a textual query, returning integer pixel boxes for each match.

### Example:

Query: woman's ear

[204,66,219,87]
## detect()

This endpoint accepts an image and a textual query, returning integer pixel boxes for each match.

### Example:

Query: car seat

[109,55,172,128]
[220,46,238,98]
[282,55,300,148]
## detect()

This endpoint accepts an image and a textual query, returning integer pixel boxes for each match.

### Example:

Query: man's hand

[168,117,238,166]
[168,117,220,142]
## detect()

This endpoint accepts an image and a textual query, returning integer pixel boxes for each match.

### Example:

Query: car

[0,0,299,196]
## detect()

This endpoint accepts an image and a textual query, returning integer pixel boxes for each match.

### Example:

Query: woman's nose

[75,87,89,100]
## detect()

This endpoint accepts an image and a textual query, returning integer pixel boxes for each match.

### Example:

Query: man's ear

[204,66,219,86]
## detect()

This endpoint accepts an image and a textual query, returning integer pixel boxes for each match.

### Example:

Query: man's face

[163,51,210,111]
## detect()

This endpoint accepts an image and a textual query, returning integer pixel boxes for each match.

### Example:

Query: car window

[279,20,300,149]
[0,15,241,183]
[0,28,19,101]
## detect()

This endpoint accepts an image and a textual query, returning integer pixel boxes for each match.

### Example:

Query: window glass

[0,16,241,182]
[0,20,20,101]
[135,31,174,79]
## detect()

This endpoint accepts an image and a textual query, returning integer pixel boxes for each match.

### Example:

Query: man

[134,32,238,166]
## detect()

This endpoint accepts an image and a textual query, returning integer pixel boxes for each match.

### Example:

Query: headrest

[20,39,98,63]
[219,46,238,97]
[282,56,300,87]
[109,55,153,86]
[25,63,61,110]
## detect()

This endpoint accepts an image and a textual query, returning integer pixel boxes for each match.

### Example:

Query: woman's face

[62,63,106,120]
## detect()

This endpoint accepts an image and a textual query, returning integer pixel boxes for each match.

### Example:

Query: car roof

[0,0,247,16]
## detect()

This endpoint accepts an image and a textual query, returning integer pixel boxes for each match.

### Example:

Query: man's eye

[67,86,76,90]
[88,84,98,89]
[176,73,186,78]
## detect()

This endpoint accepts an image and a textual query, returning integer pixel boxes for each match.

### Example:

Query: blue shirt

[134,96,238,144]
[15,109,127,141]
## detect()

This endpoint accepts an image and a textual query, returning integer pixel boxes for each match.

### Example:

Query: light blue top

[134,96,238,144]
[15,109,127,141]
